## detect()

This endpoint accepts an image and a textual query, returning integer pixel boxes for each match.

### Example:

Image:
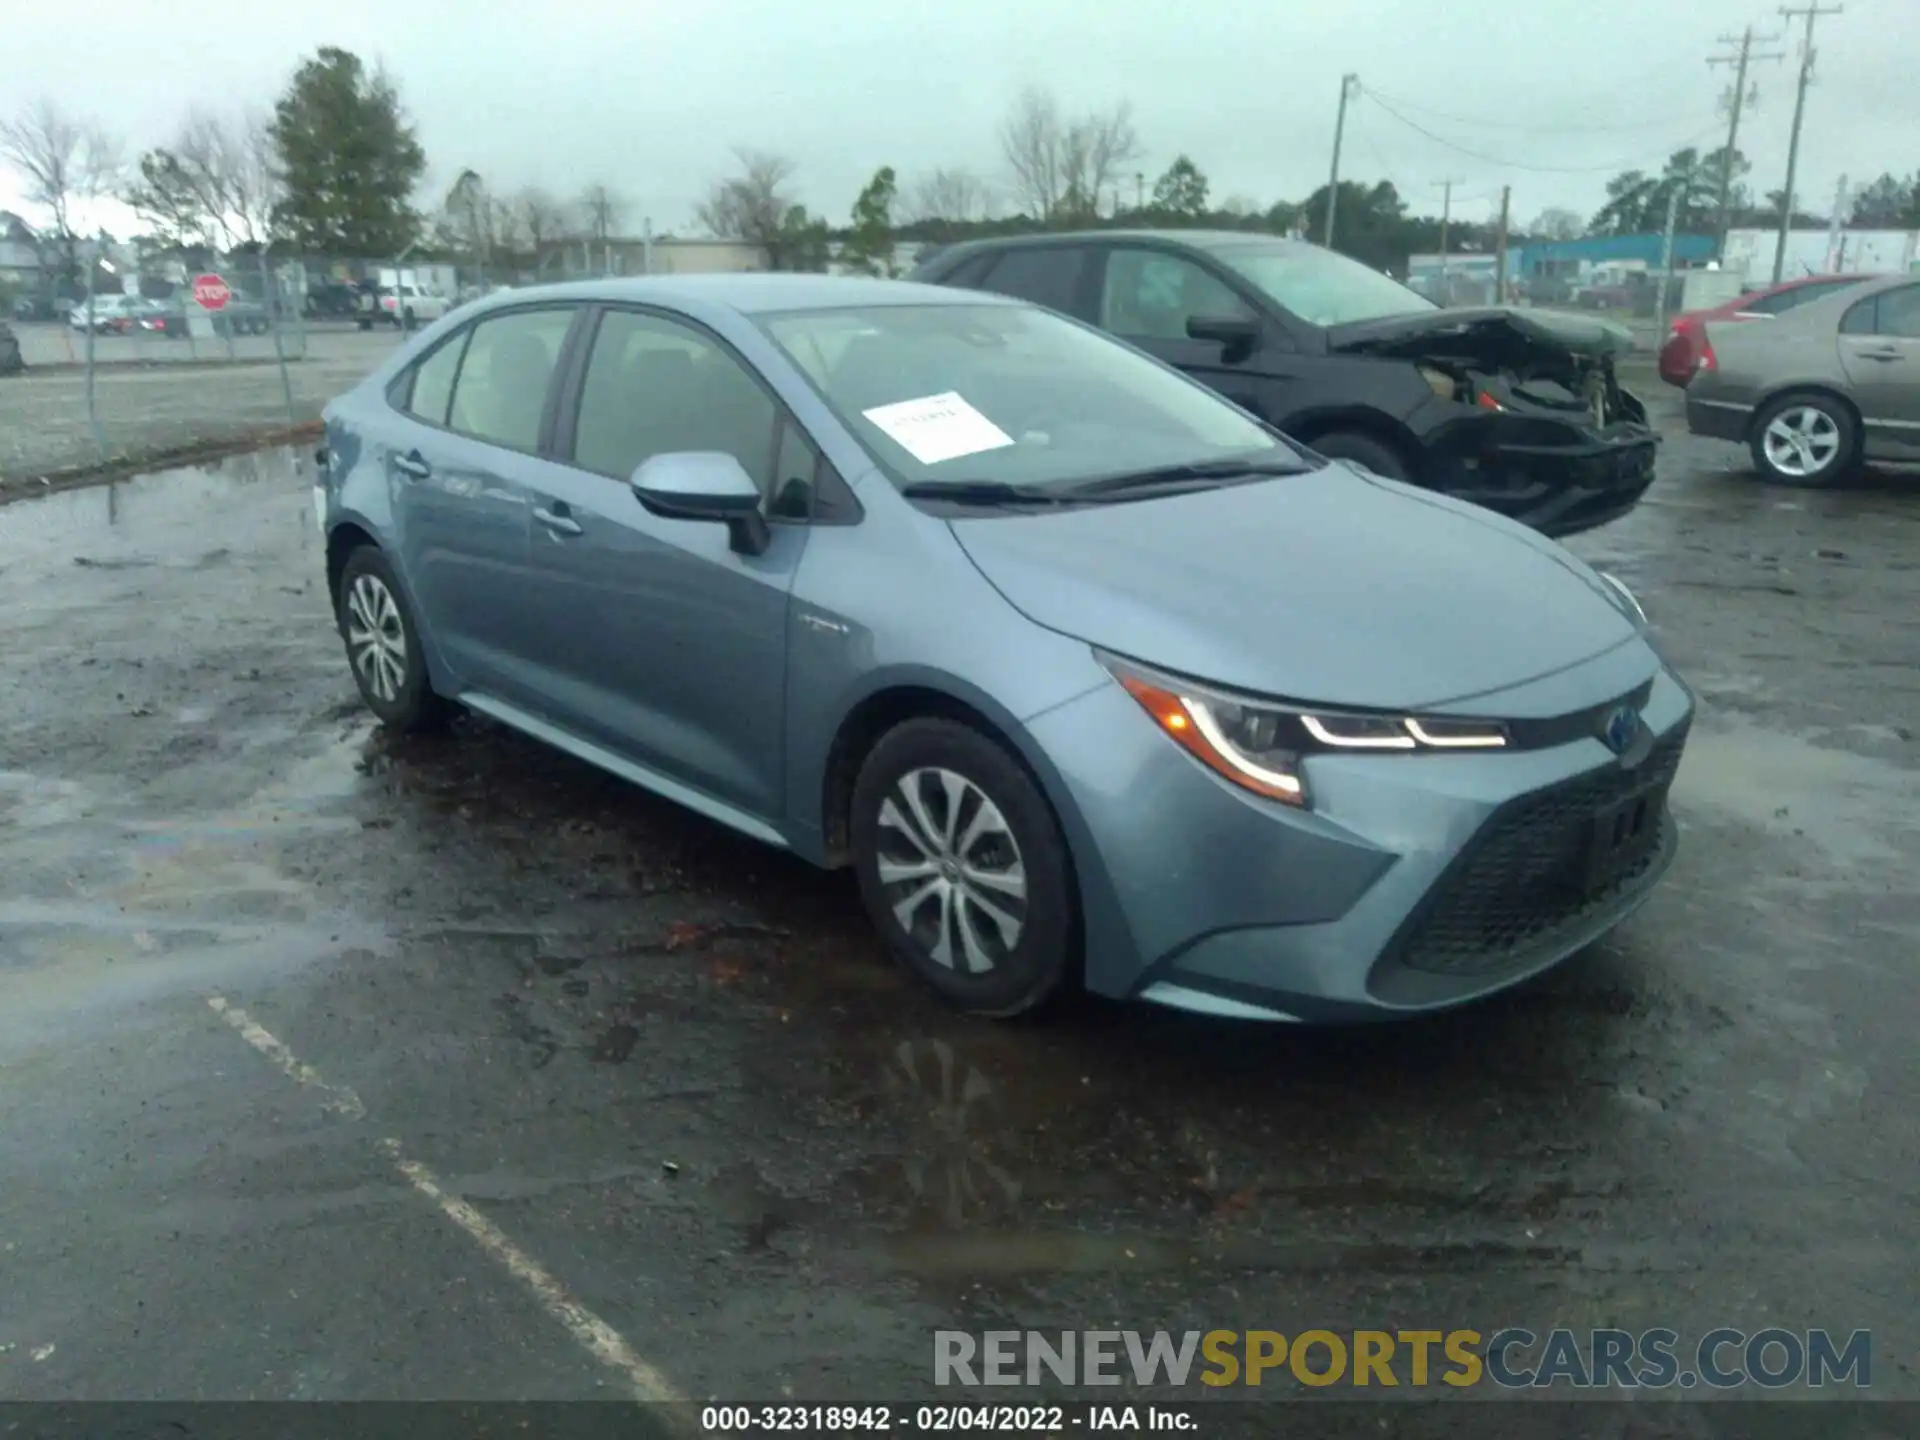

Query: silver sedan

[1683,270,1920,486]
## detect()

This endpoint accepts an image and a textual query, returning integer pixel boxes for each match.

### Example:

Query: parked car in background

[1660,274,1871,388]
[379,283,453,329]
[317,274,1690,1023]
[0,318,22,375]
[305,280,363,321]
[66,294,144,333]
[1684,272,1920,486]
[912,230,1658,537]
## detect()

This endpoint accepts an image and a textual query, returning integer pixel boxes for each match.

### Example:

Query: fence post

[82,255,105,462]
[261,251,297,431]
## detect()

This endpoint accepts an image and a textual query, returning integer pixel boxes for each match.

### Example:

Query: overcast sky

[3,0,1914,239]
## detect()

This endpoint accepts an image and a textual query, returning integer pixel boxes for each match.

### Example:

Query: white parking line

[208,997,366,1118]
[205,995,685,1405]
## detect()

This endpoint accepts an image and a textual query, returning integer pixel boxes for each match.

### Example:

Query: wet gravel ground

[0,397,1915,1422]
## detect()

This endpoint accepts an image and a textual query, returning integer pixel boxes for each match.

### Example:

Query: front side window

[1099,248,1254,341]
[760,301,1298,493]
[1213,241,1434,327]
[445,307,577,451]
[570,308,779,490]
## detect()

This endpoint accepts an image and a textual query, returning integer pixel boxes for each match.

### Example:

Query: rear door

[1838,285,1920,460]
[516,305,808,819]
[1091,244,1293,422]
[388,303,584,699]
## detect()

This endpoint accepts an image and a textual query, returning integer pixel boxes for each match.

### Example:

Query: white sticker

[860,391,1015,466]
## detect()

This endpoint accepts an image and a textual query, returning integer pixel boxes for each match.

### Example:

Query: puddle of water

[0,446,308,562]
[1673,721,1916,866]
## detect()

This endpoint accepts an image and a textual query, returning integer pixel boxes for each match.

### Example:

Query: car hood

[1325,306,1638,363]
[950,463,1638,711]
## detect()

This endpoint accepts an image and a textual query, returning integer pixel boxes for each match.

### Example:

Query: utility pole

[1706,25,1784,260]
[1824,174,1849,270]
[1434,178,1463,299]
[1655,185,1682,336]
[1494,185,1512,304]
[1324,73,1359,248]
[1135,171,1145,212]
[1773,4,1844,284]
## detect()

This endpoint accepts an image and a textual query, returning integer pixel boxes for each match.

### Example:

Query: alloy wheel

[1762,405,1841,478]
[876,767,1028,974]
[345,573,409,703]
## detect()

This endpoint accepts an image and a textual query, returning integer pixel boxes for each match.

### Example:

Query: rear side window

[446,307,577,451]
[1873,286,1920,339]
[979,247,1088,314]
[938,251,997,289]
[404,332,469,426]
[1776,279,1858,311]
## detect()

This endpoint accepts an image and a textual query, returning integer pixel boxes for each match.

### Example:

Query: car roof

[462,272,1015,318]
[930,228,1301,255]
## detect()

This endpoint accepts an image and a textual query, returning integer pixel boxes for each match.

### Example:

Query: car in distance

[0,318,22,376]
[1684,271,1920,487]
[316,275,1692,1024]
[1659,273,1870,388]
[910,231,1659,539]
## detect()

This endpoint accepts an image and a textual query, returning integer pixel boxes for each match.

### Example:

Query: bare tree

[900,167,991,224]
[696,148,796,246]
[136,107,282,248]
[0,98,121,281]
[577,182,625,243]
[999,87,1139,223]
[443,169,494,264]
[516,186,566,257]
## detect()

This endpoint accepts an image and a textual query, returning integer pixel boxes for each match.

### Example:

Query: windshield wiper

[1066,457,1307,498]
[899,479,1069,507]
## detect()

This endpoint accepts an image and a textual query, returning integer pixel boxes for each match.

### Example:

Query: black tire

[1747,390,1859,488]
[334,545,451,731]
[850,718,1077,1018]
[1309,430,1413,482]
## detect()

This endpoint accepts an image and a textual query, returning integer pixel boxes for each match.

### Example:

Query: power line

[1361,89,1725,175]
[1358,85,1722,137]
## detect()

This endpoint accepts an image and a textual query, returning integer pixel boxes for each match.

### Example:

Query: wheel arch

[1283,406,1423,472]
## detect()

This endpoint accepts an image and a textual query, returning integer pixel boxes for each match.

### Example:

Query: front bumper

[1422,406,1661,540]
[1029,645,1694,1023]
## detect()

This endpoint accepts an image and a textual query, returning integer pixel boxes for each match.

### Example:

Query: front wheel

[850,719,1077,1018]
[1308,430,1412,482]
[335,546,450,731]
[1748,391,1858,487]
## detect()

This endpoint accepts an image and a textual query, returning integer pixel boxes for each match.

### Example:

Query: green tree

[1850,172,1920,228]
[126,149,214,247]
[268,47,425,254]
[1149,155,1209,220]
[841,165,898,276]
[775,204,831,272]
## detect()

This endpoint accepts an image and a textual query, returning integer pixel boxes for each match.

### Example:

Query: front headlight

[1598,571,1648,627]
[1100,655,1509,809]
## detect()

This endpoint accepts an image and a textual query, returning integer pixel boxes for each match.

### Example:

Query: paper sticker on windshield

[861,392,1014,466]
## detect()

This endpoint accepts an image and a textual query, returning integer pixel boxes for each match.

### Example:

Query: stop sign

[191,273,231,311]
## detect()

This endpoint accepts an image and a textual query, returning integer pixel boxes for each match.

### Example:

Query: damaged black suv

[910,231,1657,538]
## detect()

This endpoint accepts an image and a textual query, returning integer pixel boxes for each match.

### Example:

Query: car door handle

[1856,348,1903,362]
[533,505,583,536]
[393,451,431,479]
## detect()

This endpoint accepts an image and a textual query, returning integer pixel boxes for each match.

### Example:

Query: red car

[1658,274,1871,388]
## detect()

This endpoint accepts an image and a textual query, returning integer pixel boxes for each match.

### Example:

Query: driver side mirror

[1186,314,1261,361]
[630,451,770,556]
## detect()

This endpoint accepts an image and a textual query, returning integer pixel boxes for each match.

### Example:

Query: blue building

[1512,233,1716,279]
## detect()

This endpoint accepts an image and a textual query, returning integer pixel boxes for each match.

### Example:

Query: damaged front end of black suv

[1326,308,1658,538]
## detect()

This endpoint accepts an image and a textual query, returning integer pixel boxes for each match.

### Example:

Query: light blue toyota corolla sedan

[316,274,1692,1023]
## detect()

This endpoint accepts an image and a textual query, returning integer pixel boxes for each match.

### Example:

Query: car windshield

[1212,242,1436,327]
[759,302,1296,492]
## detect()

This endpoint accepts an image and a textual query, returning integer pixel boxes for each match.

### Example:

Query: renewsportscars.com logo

[934,1328,1873,1390]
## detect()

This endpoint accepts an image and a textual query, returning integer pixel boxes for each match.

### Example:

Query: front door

[392,305,581,700]
[1838,284,1920,461]
[1092,245,1294,423]
[518,306,804,820]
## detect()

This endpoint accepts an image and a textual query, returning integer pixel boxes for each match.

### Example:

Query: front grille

[1392,724,1689,978]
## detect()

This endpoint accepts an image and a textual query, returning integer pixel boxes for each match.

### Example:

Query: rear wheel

[1308,430,1412,482]
[335,545,450,732]
[1748,391,1858,487]
[850,719,1076,1018]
